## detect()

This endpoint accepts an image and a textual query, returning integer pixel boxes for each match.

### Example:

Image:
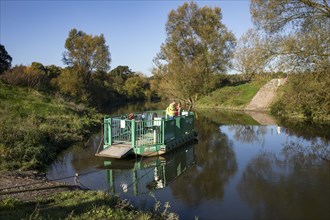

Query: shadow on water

[47,103,330,220]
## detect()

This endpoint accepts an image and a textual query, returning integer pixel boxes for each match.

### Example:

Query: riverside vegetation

[196,73,330,122]
[1,1,329,218]
[0,83,178,220]
[0,83,100,171]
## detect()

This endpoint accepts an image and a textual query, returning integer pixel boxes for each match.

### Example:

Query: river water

[47,103,330,220]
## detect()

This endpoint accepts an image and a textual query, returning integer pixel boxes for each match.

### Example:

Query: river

[47,103,330,220]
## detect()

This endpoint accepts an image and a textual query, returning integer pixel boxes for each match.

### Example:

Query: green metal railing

[103,110,195,150]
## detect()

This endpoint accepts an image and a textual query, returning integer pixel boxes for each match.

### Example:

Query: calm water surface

[47,104,330,220]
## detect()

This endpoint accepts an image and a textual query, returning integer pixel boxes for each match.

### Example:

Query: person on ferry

[166,100,176,119]
[175,102,182,116]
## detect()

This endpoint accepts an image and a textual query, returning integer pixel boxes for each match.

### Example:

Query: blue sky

[0,0,252,76]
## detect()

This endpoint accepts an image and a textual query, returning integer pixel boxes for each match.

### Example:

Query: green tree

[250,0,330,72]
[62,29,111,85]
[123,75,145,99]
[0,44,12,74]
[31,62,46,73]
[45,65,62,79]
[153,2,236,105]
[109,66,134,96]
[57,67,85,99]
[109,65,134,80]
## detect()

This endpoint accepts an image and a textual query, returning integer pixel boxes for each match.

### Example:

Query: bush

[0,65,50,91]
[271,72,330,121]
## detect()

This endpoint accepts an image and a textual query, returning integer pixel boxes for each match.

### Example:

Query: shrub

[271,72,330,121]
[0,65,50,90]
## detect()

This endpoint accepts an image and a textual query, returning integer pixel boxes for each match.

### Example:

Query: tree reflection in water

[237,141,330,220]
[171,114,238,206]
[227,125,268,144]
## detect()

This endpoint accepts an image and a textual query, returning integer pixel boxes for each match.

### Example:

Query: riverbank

[0,171,178,219]
[195,74,330,122]
[0,171,78,201]
[0,83,100,170]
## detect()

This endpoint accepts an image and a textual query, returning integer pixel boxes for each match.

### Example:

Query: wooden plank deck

[95,143,132,158]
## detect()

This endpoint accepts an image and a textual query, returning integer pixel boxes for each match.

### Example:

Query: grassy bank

[0,190,176,220]
[196,80,266,109]
[0,83,100,170]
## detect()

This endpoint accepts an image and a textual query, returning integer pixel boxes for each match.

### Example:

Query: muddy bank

[0,171,82,201]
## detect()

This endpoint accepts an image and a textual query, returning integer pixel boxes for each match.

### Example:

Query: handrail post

[103,117,107,146]
[131,119,136,148]
[161,119,165,144]
[108,118,112,146]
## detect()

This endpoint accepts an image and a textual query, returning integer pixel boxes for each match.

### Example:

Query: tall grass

[0,83,100,170]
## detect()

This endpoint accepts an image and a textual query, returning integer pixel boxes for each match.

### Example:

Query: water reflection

[183,115,238,205]
[47,106,330,220]
[237,151,329,219]
[103,142,196,196]
[227,125,268,144]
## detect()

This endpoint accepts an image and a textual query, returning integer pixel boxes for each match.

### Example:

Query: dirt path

[245,78,286,111]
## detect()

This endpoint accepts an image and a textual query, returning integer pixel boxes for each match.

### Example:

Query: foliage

[250,0,330,34]
[109,65,135,96]
[56,67,87,100]
[153,2,236,105]
[63,28,111,85]
[270,72,330,121]
[106,66,152,102]
[124,75,146,99]
[0,44,12,74]
[196,80,266,109]
[250,0,330,72]
[0,83,99,170]
[0,63,62,93]
[31,62,62,79]
[0,65,50,91]
[109,65,134,80]
[0,190,178,220]
[232,28,277,76]
[87,70,118,108]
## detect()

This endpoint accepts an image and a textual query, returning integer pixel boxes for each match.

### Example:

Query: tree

[153,2,236,105]
[62,28,111,84]
[233,28,277,77]
[123,75,145,99]
[31,62,46,73]
[57,67,85,99]
[109,65,134,80]
[109,66,135,95]
[45,65,62,79]
[250,0,330,34]
[0,44,12,74]
[250,0,330,72]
